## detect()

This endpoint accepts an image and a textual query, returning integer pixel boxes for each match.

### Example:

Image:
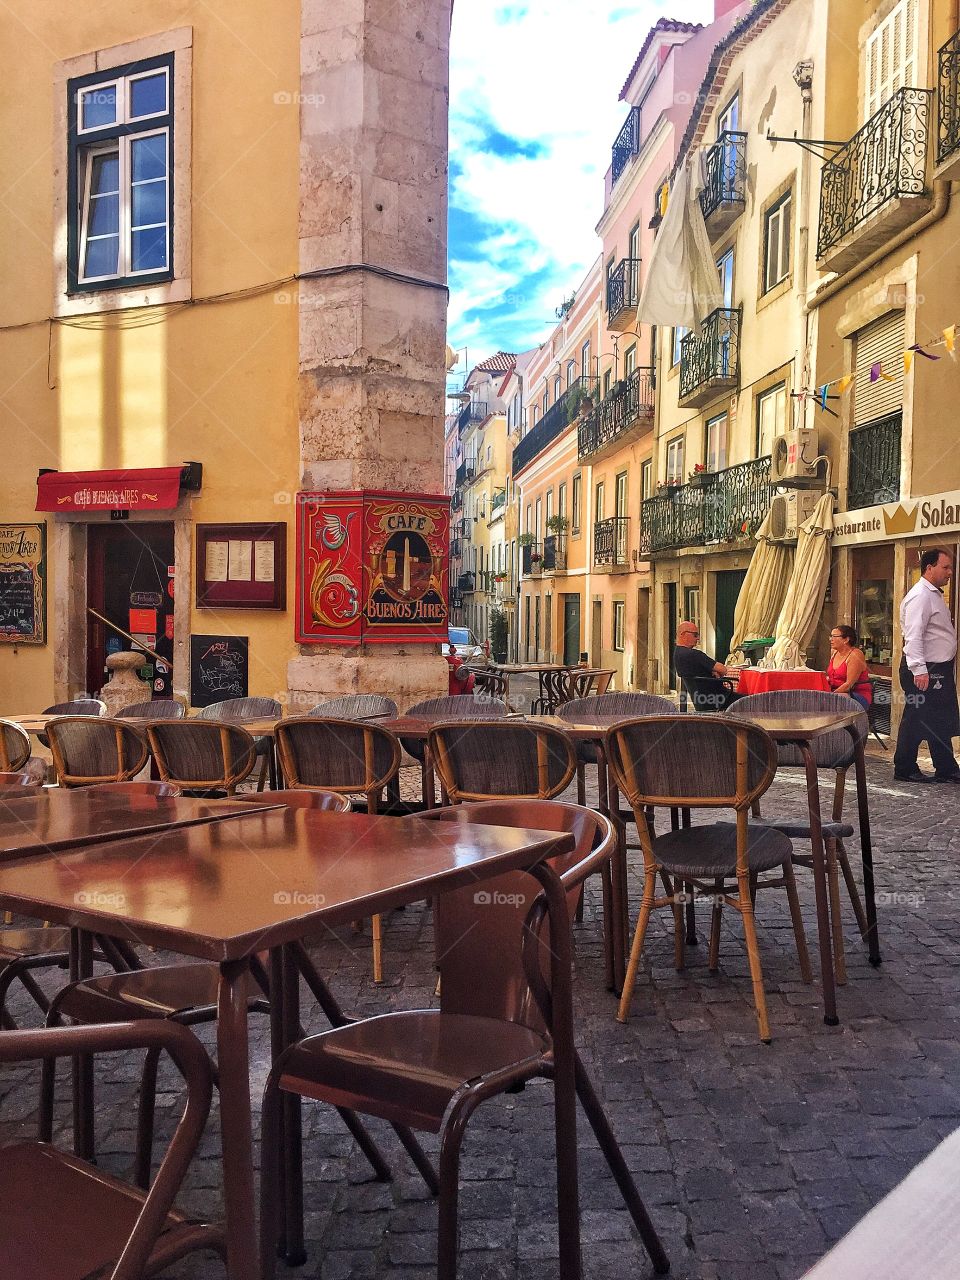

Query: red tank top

[827,654,872,703]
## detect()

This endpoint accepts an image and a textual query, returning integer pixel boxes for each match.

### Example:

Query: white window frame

[571,473,582,532]
[672,326,687,367]
[613,600,626,652]
[705,411,728,474]
[756,382,787,456]
[581,340,591,378]
[623,343,637,378]
[641,459,653,502]
[595,481,605,523]
[763,191,792,292]
[666,437,684,484]
[566,360,577,387]
[864,0,919,122]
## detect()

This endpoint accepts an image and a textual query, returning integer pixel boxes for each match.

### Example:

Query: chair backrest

[274,719,400,809]
[196,697,282,721]
[558,691,674,722]
[0,719,31,772]
[233,787,351,813]
[45,717,149,788]
[41,699,106,717]
[146,720,257,793]
[82,780,182,798]
[304,694,398,720]
[421,800,615,1030]
[606,715,778,809]
[117,699,186,720]
[405,695,507,719]
[682,673,733,713]
[724,689,867,769]
[428,721,577,801]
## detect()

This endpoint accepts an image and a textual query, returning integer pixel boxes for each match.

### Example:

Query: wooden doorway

[562,594,581,666]
[665,582,678,689]
[636,587,649,689]
[715,568,747,666]
[590,599,602,668]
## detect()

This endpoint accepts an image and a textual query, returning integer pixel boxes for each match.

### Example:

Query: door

[591,600,603,668]
[534,596,541,660]
[665,582,678,689]
[562,594,581,666]
[87,522,175,699]
[636,587,649,689]
[715,569,747,666]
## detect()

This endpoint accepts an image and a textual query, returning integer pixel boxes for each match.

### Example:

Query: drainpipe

[794,61,816,387]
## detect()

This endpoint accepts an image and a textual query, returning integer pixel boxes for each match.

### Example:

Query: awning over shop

[36,466,196,513]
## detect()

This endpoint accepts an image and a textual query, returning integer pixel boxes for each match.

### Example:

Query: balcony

[611,105,640,185]
[456,400,489,432]
[456,517,471,541]
[593,516,630,571]
[543,534,567,573]
[521,542,543,576]
[450,487,463,513]
[818,87,933,272]
[640,457,773,555]
[489,490,506,521]
[938,30,960,177]
[606,258,641,332]
[512,376,598,476]
[450,536,462,559]
[679,308,741,408]
[455,462,467,488]
[457,572,475,594]
[700,132,747,237]
[847,414,901,511]
[578,368,654,463]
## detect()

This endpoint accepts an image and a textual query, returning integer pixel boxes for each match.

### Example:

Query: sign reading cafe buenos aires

[832,488,960,547]
[295,490,450,644]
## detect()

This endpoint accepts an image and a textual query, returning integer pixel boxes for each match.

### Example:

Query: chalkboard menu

[190,634,249,708]
[0,523,46,645]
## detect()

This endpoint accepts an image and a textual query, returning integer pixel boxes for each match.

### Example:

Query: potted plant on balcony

[518,532,536,546]
[656,481,679,498]
[688,463,716,489]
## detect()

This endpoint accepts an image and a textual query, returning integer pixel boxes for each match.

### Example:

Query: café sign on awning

[832,488,960,547]
[36,466,193,513]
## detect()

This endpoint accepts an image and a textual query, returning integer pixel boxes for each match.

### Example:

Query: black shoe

[893,770,935,783]
[934,773,960,784]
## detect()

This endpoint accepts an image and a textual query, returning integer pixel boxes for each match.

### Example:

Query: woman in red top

[827,625,872,711]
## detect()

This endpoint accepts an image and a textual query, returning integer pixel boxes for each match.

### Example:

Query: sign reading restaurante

[832,489,960,547]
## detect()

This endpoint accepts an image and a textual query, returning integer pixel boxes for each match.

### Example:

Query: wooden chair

[725,689,870,983]
[275,718,402,981]
[260,799,669,1280]
[303,694,398,719]
[45,716,149,788]
[146,720,257,795]
[428,720,576,803]
[400,695,507,808]
[197,696,282,789]
[606,715,811,1043]
[36,698,106,748]
[5,1020,224,1275]
[117,698,186,719]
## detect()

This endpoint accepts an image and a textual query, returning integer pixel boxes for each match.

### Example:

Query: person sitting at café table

[674,621,742,711]
[826,625,873,711]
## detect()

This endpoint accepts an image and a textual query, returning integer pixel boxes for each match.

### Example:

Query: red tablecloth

[736,668,831,695]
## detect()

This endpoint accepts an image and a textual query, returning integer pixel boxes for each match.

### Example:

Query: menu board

[190,634,249,708]
[195,523,286,609]
[0,522,46,645]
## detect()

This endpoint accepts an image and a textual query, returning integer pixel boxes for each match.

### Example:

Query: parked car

[447,627,485,663]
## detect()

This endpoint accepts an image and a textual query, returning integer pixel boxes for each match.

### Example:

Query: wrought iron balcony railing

[457,572,475,593]
[939,29,960,168]
[611,106,640,184]
[542,534,567,572]
[818,87,932,263]
[847,414,901,511]
[521,542,543,576]
[594,516,630,569]
[457,517,472,541]
[606,257,641,328]
[455,462,467,488]
[490,490,506,519]
[456,400,489,431]
[679,308,741,407]
[639,457,773,554]
[450,537,462,559]
[512,376,598,476]
[700,131,747,230]
[450,487,463,512]
[578,368,654,461]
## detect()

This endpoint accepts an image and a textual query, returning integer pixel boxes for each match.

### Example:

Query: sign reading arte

[296,490,450,644]
[0,522,46,644]
[833,488,960,547]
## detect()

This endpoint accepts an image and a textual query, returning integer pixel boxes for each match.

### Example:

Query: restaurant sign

[296,490,450,644]
[832,488,960,547]
[36,467,184,513]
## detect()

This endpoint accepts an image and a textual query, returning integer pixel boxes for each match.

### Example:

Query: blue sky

[446,0,715,395]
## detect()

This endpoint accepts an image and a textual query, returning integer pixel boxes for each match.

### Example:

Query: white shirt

[900,577,957,675]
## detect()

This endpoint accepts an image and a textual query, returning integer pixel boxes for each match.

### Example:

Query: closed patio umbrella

[764,492,835,670]
[725,509,794,663]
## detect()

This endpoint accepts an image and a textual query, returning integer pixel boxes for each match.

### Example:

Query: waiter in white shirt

[894,547,960,782]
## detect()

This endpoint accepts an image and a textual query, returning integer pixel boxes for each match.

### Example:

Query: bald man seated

[674,621,742,712]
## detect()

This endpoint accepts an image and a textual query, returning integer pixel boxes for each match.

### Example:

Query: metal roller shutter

[855,312,905,425]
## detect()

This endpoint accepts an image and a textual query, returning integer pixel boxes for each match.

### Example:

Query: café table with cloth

[737,668,831,696]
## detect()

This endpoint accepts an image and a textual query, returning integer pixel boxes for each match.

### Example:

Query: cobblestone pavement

[2,754,960,1280]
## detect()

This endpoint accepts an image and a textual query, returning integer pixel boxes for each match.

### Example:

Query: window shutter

[864,0,918,121]
[855,312,905,424]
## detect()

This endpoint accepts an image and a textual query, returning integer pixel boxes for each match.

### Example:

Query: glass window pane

[88,193,119,236]
[132,226,168,271]
[131,178,167,228]
[131,134,167,182]
[130,72,168,118]
[84,234,119,278]
[90,152,119,196]
[81,84,117,130]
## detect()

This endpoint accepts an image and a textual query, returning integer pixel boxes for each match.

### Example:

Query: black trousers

[894,658,960,777]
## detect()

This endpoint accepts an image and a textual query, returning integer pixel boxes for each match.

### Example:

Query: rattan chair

[260,798,668,1280]
[559,692,675,804]
[233,787,351,813]
[606,715,811,1043]
[146,719,257,795]
[428,720,576,803]
[36,698,106,748]
[6,1020,224,1274]
[117,698,186,720]
[725,689,870,983]
[303,694,398,720]
[45,716,149,788]
[275,718,402,981]
[0,718,47,785]
[401,695,507,807]
[82,780,182,798]
[197,696,282,789]
[0,770,38,789]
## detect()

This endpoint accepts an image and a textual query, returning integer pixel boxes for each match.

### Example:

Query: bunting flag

[819,384,829,409]
[805,323,960,400]
[945,325,956,358]
[904,350,913,375]
[837,374,855,395]
[869,361,895,384]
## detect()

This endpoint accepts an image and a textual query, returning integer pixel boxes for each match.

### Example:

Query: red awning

[36,467,183,513]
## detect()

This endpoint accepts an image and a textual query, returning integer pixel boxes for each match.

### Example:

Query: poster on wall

[296,491,449,644]
[0,522,46,645]
[190,634,249,707]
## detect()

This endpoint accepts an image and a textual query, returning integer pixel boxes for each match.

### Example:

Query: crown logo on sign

[883,503,918,536]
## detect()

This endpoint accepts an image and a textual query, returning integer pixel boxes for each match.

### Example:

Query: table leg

[852,734,881,965]
[217,958,259,1280]
[598,751,626,992]
[70,929,95,1160]
[681,807,697,945]
[268,949,287,1256]
[800,745,839,1026]
[281,944,306,1265]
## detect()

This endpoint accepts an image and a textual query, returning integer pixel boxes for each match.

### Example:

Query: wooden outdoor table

[9,714,56,736]
[735,708,879,1026]
[737,668,832,695]
[0,807,581,1280]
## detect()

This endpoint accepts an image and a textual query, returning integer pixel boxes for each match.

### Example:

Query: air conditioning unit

[770,428,819,484]
[769,490,820,542]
